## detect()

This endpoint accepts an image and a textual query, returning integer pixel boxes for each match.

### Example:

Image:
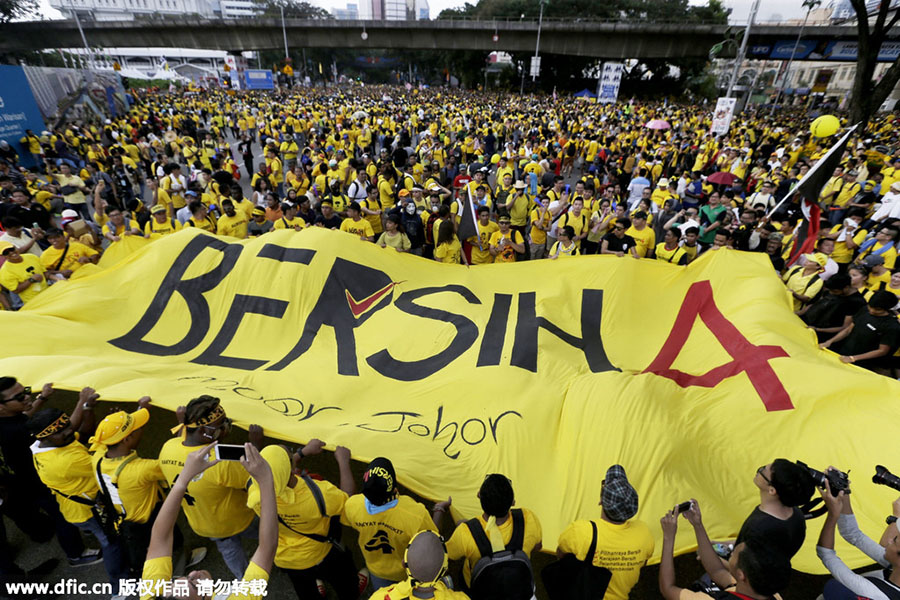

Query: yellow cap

[804,252,828,268]
[0,241,15,254]
[88,408,149,452]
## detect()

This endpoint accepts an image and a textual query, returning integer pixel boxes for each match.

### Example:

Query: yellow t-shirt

[0,254,47,303]
[158,438,254,539]
[187,216,216,233]
[341,494,438,580]
[782,266,824,311]
[530,207,551,246]
[31,439,98,524]
[145,217,182,239]
[273,216,307,231]
[340,217,375,240]
[216,213,250,239]
[557,519,655,600]
[655,243,688,265]
[489,229,523,263]
[549,240,579,258]
[140,557,269,600]
[92,451,164,524]
[372,580,469,600]
[857,242,898,270]
[829,225,867,264]
[505,193,531,227]
[446,509,543,586]
[469,221,499,264]
[39,241,97,274]
[260,477,348,570]
[434,238,462,264]
[867,270,893,292]
[625,225,656,258]
[558,211,590,248]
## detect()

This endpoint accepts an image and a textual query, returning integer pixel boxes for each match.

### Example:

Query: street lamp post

[531,0,547,83]
[725,0,761,99]
[70,0,94,70]
[280,4,289,60]
[772,0,821,110]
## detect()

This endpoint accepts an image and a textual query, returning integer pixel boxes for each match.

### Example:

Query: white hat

[891,181,900,192]
[658,178,669,188]
[60,209,79,223]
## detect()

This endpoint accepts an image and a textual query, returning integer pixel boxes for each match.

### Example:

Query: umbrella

[707,171,737,186]
[352,110,369,120]
[645,119,671,130]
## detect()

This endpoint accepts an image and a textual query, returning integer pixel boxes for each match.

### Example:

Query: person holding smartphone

[158,396,263,579]
[141,442,276,600]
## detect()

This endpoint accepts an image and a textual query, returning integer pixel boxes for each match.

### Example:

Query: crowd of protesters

[1,85,900,599]
[2,380,898,600]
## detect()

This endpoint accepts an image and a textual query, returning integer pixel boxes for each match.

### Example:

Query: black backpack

[466,509,535,600]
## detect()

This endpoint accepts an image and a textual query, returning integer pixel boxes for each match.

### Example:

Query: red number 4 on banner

[642,281,794,412]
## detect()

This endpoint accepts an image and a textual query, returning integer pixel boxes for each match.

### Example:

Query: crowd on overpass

[1,85,900,600]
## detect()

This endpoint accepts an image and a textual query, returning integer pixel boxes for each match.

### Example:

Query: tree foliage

[428,0,728,93]
[0,0,38,23]
[252,0,332,19]
[847,0,900,130]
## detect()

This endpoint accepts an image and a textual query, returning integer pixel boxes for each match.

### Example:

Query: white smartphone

[213,444,245,461]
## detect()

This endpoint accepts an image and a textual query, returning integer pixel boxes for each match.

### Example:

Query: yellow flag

[2,228,897,574]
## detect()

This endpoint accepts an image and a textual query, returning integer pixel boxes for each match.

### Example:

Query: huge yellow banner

[1,227,897,573]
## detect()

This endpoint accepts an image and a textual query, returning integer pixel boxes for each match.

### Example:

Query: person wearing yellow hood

[371,530,469,600]
[89,397,204,577]
[246,442,360,599]
[141,442,277,600]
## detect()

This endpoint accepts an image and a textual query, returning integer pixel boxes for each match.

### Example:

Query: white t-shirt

[0,231,41,256]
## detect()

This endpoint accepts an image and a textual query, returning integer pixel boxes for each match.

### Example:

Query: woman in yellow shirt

[433,220,463,264]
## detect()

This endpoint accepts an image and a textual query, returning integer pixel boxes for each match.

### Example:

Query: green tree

[0,0,38,22]
[847,0,900,130]
[432,0,728,93]
[252,0,331,18]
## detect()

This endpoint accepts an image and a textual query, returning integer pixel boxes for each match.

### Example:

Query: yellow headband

[35,413,70,439]
[169,403,225,435]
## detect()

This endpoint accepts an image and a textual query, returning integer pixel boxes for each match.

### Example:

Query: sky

[36,0,810,23]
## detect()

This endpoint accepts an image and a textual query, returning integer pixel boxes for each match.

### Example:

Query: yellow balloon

[811,115,840,138]
[491,153,501,164]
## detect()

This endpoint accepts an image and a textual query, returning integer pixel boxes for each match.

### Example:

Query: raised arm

[241,442,277,572]
[147,442,220,560]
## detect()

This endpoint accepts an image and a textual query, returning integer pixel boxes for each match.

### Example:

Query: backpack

[424,211,441,246]
[394,173,413,198]
[466,509,535,600]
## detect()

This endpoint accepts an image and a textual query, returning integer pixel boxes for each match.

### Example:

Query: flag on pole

[457,185,482,252]
[768,124,857,266]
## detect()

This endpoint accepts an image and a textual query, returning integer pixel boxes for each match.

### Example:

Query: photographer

[659,509,791,600]
[736,460,815,561]
[816,476,900,599]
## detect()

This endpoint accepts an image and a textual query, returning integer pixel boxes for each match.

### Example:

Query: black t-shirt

[802,292,867,331]
[735,506,806,560]
[0,414,44,490]
[835,308,900,357]
[315,214,343,230]
[602,232,637,254]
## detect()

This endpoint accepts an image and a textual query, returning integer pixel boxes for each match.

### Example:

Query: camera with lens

[797,461,850,496]
[873,465,900,492]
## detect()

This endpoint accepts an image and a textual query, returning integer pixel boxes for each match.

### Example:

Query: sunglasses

[1,386,30,404]
[756,465,771,485]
